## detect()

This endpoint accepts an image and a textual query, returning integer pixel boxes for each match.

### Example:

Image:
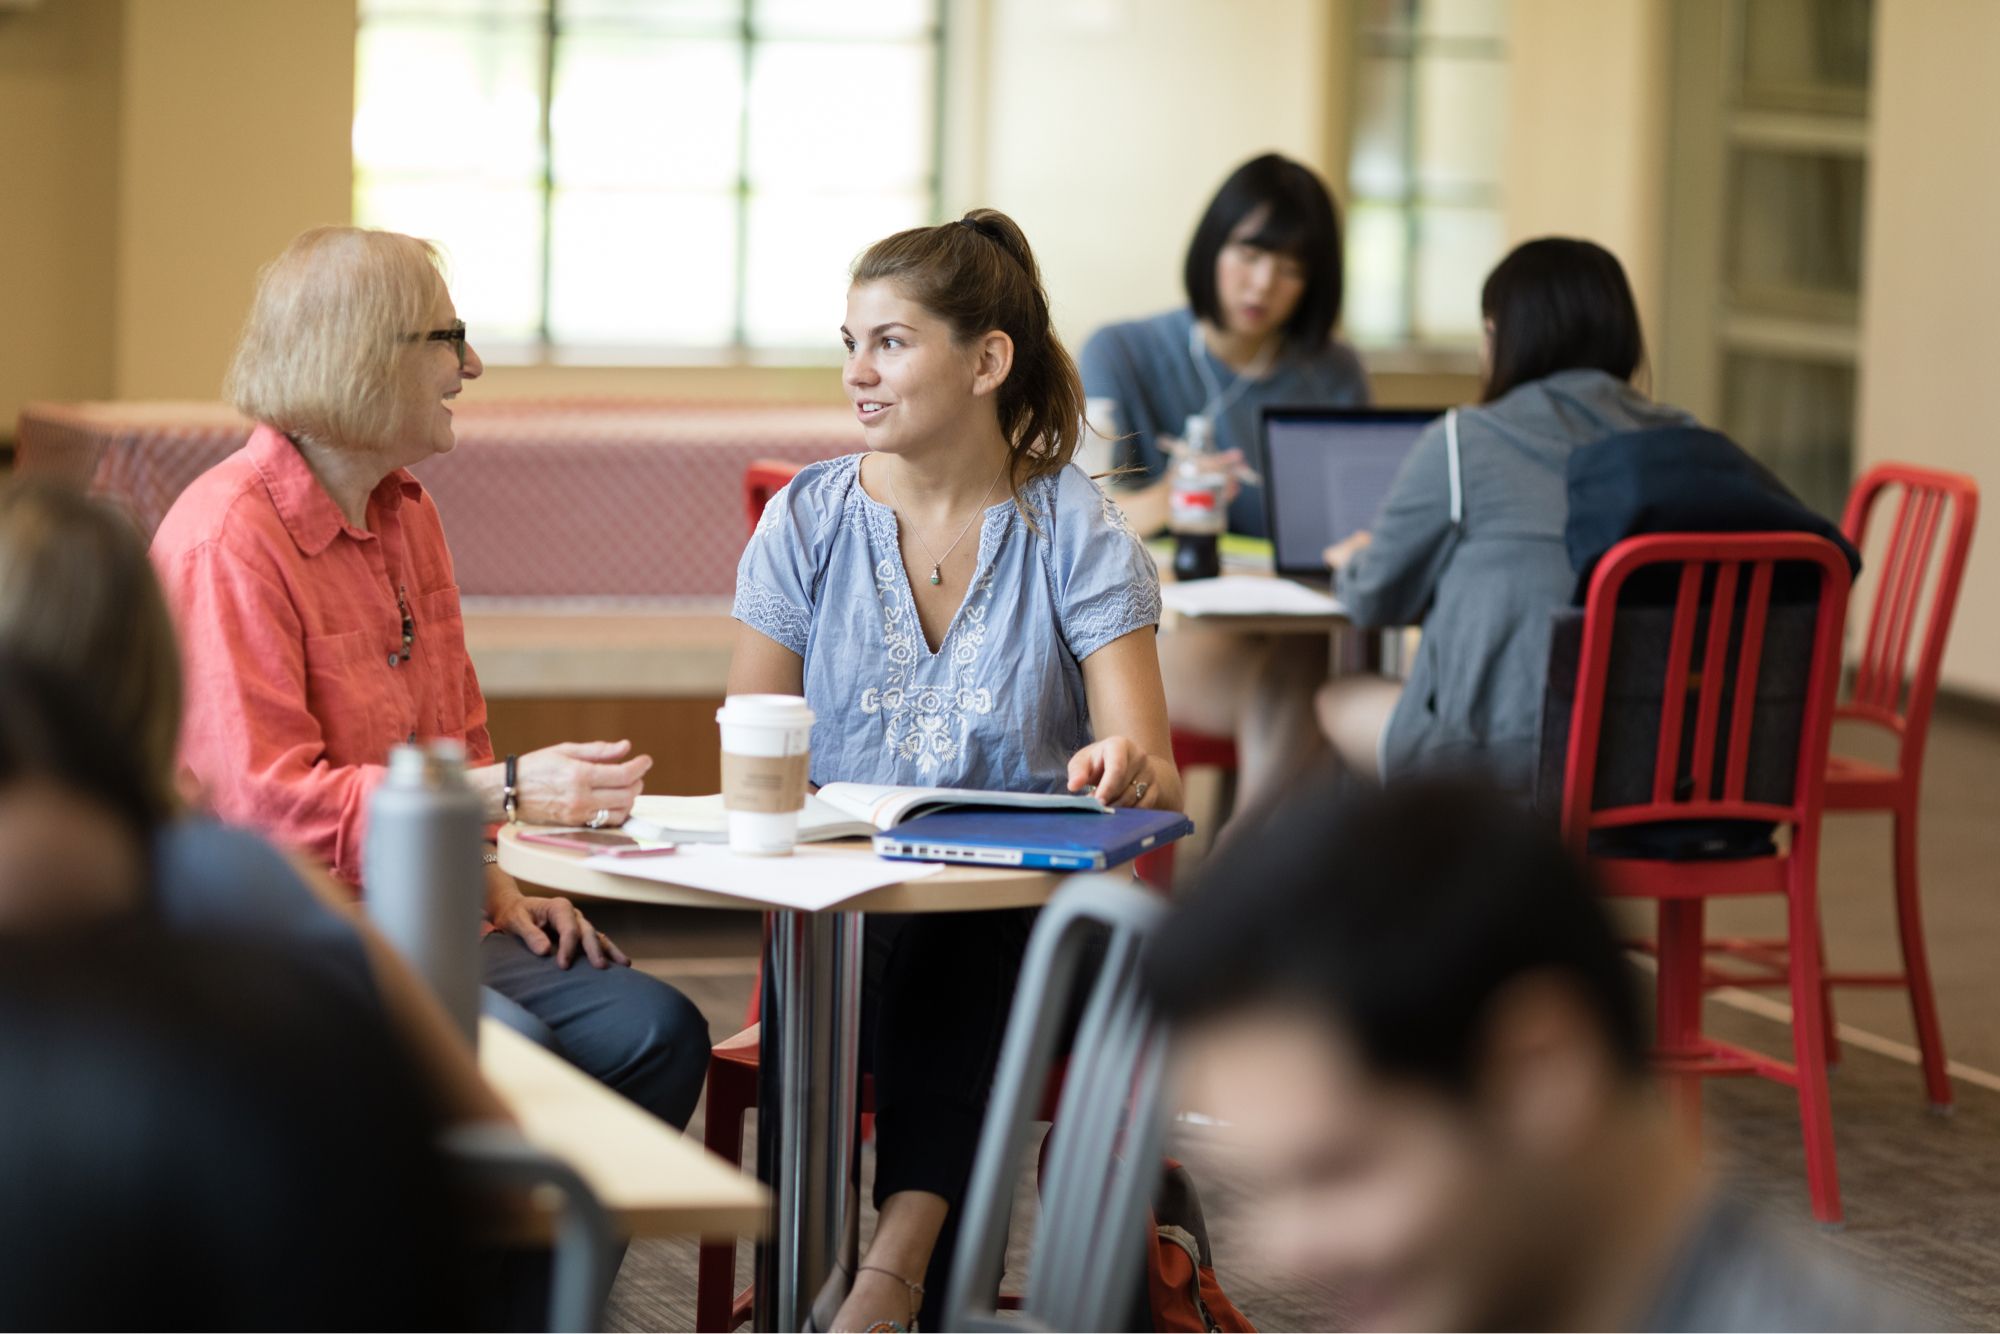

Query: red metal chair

[1702,466,1978,1110]
[742,458,806,536]
[1132,729,1238,890]
[1560,533,1852,1224]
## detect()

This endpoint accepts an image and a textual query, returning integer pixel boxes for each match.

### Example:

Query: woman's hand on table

[486,873,630,970]
[1066,736,1161,808]
[490,740,653,827]
[1323,529,1372,573]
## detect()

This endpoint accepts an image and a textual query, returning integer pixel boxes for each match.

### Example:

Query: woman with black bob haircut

[1082,152,1367,538]
[1318,237,1695,792]
[1081,153,1369,824]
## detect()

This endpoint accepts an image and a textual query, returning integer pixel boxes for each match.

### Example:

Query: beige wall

[114,0,356,400]
[973,0,1344,350]
[0,0,124,426]
[1503,0,1672,335]
[1855,0,2000,699]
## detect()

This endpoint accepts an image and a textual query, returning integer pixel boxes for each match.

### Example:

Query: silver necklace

[882,457,1009,586]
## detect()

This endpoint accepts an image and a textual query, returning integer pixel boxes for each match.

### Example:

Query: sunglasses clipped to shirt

[408,318,469,369]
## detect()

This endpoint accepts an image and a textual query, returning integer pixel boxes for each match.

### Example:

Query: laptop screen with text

[1263,408,1441,576]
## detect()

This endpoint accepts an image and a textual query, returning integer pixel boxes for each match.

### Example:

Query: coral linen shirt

[151,425,493,889]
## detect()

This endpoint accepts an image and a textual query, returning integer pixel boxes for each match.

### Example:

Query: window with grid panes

[1343,0,1508,350]
[353,0,942,362]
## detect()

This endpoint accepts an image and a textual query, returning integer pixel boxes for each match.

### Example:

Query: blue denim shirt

[732,455,1161,793]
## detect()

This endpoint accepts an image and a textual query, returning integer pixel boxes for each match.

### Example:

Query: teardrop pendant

[929,565,942,586]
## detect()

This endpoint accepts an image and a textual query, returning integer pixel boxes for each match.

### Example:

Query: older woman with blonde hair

[151,226,709,1126]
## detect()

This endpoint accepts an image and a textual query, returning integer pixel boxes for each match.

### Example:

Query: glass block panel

[754,0,935,40]
[561,0,743,29]
[1415,0,1508,41]
[1738,0,1872,114]
[551,34,743,190]
[355,179,545,341]
[548,191,738,345]
[1360,0,1415,36]
[744,189,929,347]
[1720,352,1855,519]
[1343,203,1411,345]
[747,40,934,191]
[1413,205,1502,341]
[1349,57,1411,200]
[1414,53,1506,196]
[1726,148,1865,317]
[354,16,544,179]
[361,0,543,18]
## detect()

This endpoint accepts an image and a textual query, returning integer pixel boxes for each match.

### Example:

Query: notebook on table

[873,806,1195,872]
[1262,406,1442,587]
[624,783,1112,844]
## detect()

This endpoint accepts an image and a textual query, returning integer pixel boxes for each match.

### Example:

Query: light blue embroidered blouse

[732,454,1162,794]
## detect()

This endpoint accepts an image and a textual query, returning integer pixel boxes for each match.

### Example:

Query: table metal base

[754,910,864,1331]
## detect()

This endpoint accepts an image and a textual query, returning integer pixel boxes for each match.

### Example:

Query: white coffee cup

[716,694,816,855]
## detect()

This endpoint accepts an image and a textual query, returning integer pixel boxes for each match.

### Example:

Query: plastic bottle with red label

[1169,414,1225,581]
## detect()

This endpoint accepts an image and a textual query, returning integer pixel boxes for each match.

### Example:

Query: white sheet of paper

[627,793,729,835]
[578,844,943,911]
[1162,576,1345,618]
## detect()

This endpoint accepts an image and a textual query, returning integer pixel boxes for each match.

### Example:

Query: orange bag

[1146,1160,1255,1332]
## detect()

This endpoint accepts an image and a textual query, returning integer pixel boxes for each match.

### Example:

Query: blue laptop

[873,806,1195,872]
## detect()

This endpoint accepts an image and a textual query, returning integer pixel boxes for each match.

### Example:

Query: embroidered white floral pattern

[857,503,1001,775]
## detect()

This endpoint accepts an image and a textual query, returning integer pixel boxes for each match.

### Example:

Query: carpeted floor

[588,708,2000,1331]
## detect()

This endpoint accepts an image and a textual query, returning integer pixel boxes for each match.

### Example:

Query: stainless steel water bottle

[364,739,486,1047]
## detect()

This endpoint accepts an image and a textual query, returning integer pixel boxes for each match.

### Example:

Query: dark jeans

[859,908,1034,1330]
[480,933,712,1128]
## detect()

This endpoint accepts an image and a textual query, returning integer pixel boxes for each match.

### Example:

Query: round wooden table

[499,825,1061,914]
[499,825,1062,1332]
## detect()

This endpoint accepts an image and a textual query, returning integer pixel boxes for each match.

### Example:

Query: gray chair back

[441,1123,618,1332]
[947,876,1170,1332]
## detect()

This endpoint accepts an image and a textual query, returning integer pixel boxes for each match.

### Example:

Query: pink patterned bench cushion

[16,400,862,598]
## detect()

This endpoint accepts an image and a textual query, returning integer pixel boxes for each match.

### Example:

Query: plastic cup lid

[716,694,816,727]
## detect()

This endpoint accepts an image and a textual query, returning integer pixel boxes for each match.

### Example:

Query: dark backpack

[1563,425,1859,602]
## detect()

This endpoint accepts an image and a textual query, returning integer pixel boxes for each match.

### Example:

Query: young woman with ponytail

[729,209,1182,1331]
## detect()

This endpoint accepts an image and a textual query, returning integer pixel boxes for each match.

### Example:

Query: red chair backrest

[1560,533,1853,853]
[1836,464,1980,750]
[743,459,806,537]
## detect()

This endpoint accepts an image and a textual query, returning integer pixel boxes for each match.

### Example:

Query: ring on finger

[587,808,611,829]
[1132,780,1149,803]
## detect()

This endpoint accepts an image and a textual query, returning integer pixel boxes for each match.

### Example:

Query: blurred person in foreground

[0,655,157,936]
[0,477,505,1125]
[1145,773,1907,1332]
[150,227,707,1125]
[0,658,468,1328]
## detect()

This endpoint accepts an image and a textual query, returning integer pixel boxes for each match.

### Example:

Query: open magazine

[624,782,1110,845]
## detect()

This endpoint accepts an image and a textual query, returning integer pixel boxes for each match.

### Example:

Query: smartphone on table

[516,828,678,857]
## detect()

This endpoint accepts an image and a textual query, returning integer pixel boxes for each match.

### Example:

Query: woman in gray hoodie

[1320,238,1695,793]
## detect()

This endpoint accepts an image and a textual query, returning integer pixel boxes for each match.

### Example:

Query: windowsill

[475,341,846,371]
[1353,343,1482,376]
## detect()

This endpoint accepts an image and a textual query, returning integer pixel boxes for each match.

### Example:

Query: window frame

[1341,2,1506,360]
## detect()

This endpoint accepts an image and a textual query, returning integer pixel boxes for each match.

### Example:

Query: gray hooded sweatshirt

[1335,368,1696,792]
